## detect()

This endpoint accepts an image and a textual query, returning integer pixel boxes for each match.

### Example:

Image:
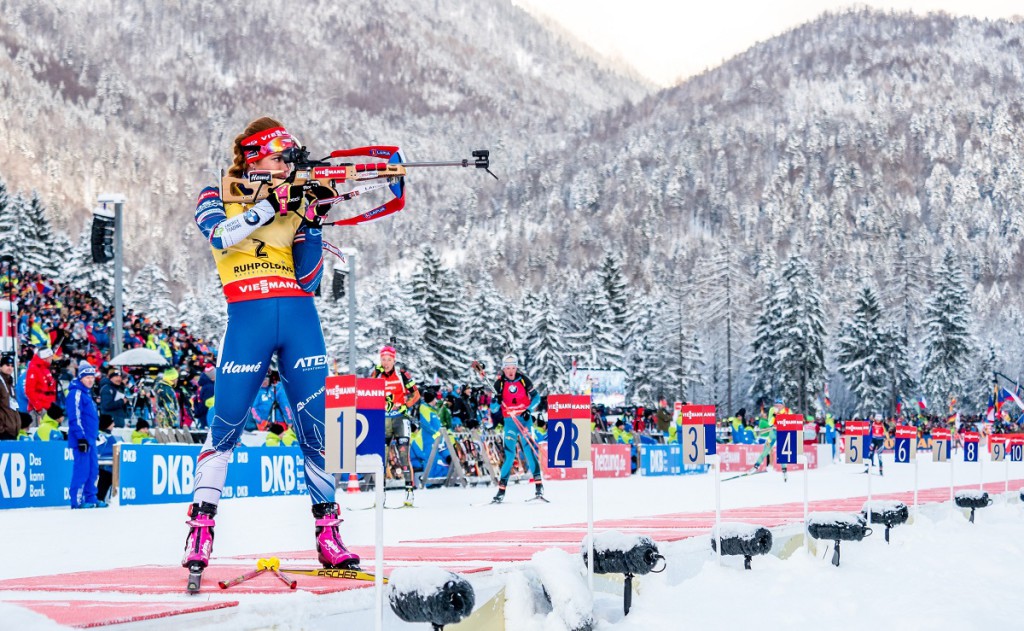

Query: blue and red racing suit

[191,186,336,506]
[491,371,541,482]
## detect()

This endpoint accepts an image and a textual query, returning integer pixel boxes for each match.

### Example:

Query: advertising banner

[539,443,631,480]
[0,442,74,509]
[118,444,307,506]
[638,443,682,476]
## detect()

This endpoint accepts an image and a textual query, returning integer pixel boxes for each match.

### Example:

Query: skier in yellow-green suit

[750,398,790,474]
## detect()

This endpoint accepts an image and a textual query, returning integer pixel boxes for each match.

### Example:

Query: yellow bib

[212,202,311,302]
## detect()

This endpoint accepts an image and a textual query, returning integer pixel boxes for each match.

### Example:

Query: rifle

[220,145,496,227]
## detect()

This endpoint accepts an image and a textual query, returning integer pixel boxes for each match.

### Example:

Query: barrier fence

[0,442,308,509]
[1,433,1018,508]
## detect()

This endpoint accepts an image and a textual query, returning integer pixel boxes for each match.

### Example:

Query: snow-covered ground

[2,454,1022,629]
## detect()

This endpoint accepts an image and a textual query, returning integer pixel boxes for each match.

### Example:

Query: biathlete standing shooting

[183,117,358,593]
[369,345,420,507]
[484,354,545,503]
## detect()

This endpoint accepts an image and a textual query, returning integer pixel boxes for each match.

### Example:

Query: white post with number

[325,375,385,631]
[547,394,593,594]
[374,460,384,631]
[799,453,809,554]
[950,450,955,517]
[914,457,919,516]
[586,460,594,592]
[707,454,721,565]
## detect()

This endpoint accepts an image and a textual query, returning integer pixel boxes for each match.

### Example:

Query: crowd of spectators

[1,268,219,438]
[3,267,1019,450]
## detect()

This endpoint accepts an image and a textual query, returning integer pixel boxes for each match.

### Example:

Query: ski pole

[270,568,298,590]
[218,567,265,589]
[218,557,280,590]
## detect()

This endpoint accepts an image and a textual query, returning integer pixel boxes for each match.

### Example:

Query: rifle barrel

[399,160,471,168]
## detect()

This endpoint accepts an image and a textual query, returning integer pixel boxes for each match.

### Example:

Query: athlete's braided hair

[228,116,283,178]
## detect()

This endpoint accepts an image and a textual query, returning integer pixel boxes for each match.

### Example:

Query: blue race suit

[191,186,335,506]
[67,378,99,508]
[492,371,541,482]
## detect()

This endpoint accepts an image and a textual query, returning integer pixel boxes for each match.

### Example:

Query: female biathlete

[183,117,358,590]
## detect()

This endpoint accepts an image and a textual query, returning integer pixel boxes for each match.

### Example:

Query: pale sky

[513,0,1023,86]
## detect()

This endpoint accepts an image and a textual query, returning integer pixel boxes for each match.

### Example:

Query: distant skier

[750,398,790,478]
[489,354,544,503]
[370,345,421,506]
[865,415,886,476]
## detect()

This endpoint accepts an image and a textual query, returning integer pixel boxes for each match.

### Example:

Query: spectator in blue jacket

[67,362,105,508]
[98,368,130,428]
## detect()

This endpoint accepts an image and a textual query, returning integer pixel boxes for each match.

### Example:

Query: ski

[280,567,387,583]
[186,563,205,594]
[722,469,766,482]
[526,495,550,503]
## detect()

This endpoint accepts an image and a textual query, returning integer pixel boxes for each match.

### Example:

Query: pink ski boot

[312,502,360,569]
[182,502,216,594]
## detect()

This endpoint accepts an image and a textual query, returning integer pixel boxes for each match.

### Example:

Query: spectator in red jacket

[25,347,57,426]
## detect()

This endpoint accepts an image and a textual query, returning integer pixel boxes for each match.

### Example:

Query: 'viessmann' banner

[539,443,631,480]
[118,444,307,506]
[0,442,74,509]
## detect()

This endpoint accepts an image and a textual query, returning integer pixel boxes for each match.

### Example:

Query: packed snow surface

[2,454,1023,629]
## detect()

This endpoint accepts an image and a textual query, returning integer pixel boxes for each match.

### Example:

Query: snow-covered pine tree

[835,284,889,416]
[519,290,541,369]
[920,249,975,409]
[774,256,827,414]
[880,321,915,417]
[625,295,663,404]
[463,277,509,371]
[660,284,704,401]
[61,226,114,303]
[561,277,598,369]
[598,251,628,337]
[585,276,622,370]
[693,244,752,415]
[749,271,783,406]
[409,246,466,381]
[128,262,176,324]
[176,270,228,345]
[315,277,350,372]
[20,192,62,279]
[362,273,423,375]
[526,289,568,392]
[965,342,1000,414]
[0,178,12,259]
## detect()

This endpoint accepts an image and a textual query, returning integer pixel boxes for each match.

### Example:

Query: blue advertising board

[118,444,307,506]
[0,441,74,509]
[639,444,681,476]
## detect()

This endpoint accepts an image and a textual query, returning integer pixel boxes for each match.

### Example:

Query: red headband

[241,126,297,165]
[380,346,396,358]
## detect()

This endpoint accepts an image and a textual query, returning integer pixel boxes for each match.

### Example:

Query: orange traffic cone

[346,473,360,494]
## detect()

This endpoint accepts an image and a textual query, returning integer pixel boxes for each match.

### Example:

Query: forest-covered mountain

[1,4,1023,417]
[0,0,648,270]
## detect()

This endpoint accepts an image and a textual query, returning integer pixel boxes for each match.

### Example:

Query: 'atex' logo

[294,355,328,370]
